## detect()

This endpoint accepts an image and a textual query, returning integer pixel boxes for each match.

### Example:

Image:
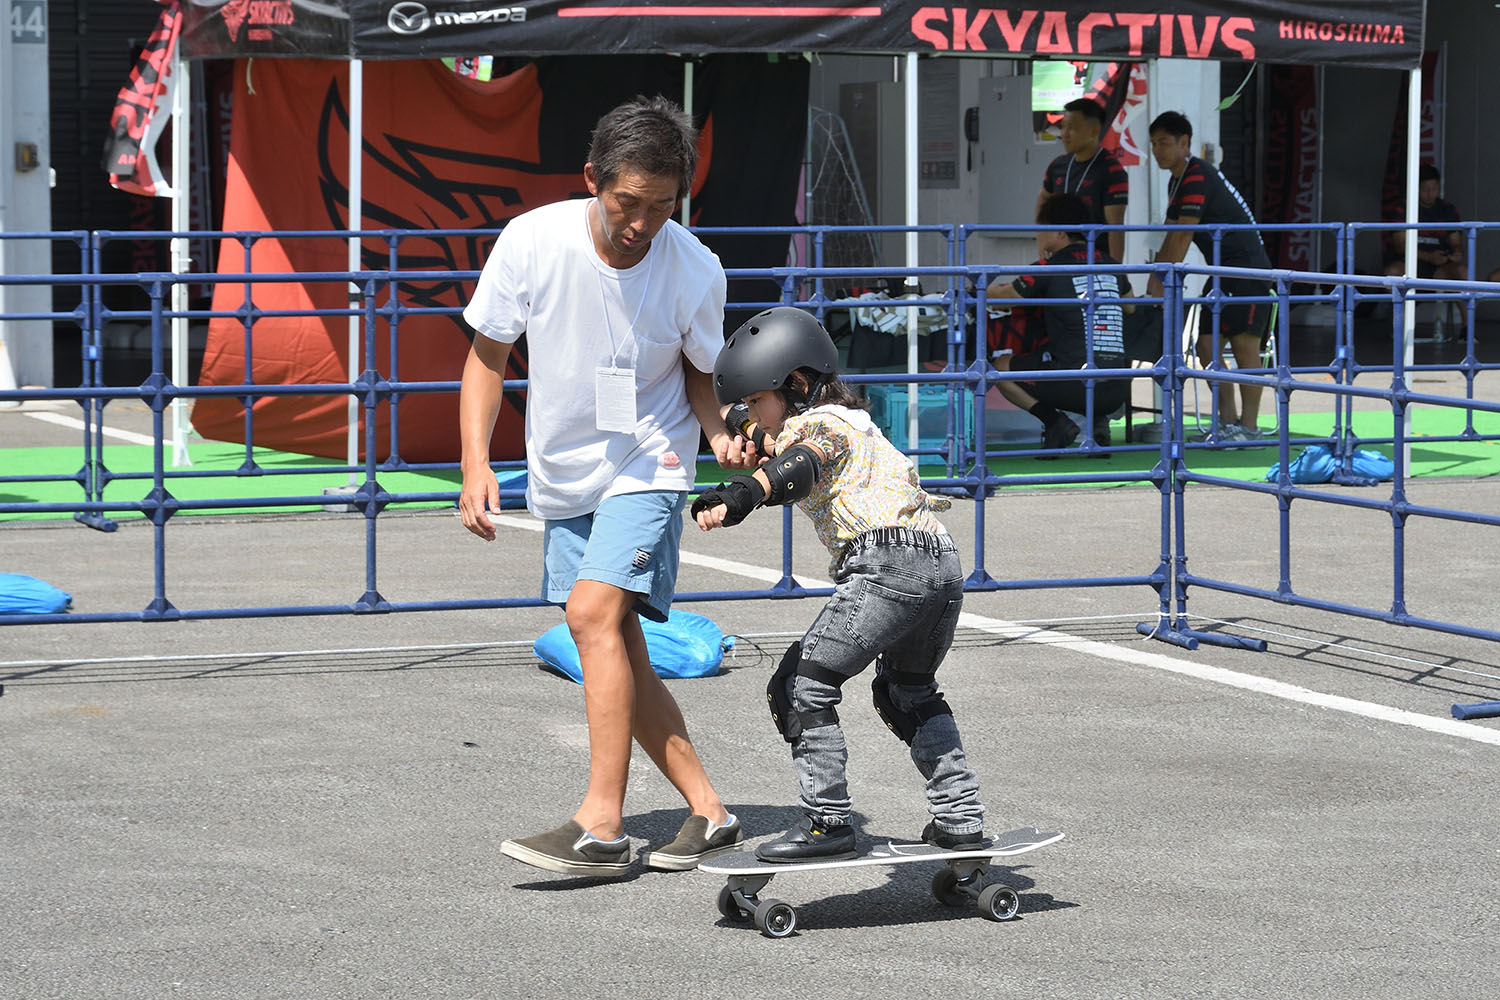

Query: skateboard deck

[700,826,1063,937]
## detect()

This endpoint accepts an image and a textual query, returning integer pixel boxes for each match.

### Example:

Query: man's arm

[457,334,513,541]
[1146,228,1195,298]
[683,358,760,469]
[1105,204,1127,264]
[985,278,1024,300]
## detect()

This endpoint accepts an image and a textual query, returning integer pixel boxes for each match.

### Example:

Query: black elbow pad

[763,444,822,505]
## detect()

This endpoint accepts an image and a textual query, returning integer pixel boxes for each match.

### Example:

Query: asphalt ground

[5,356,1500,999]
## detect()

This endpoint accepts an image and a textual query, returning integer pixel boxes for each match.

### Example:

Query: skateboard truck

[703,828,1061,938]
[929,859,1021,921]
[717,874,798,938]
[717,858,1021,939]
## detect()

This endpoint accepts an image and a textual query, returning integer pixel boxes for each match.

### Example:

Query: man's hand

[458,466,501,541]
[457,335,512,541]
[715,432,769,470]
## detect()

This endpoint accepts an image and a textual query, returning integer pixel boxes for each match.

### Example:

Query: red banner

[1260,64,1319,270]
[104,2,181,197]
[190,54,808,462]
[1380,49,1440,238]
[191,59,573,462]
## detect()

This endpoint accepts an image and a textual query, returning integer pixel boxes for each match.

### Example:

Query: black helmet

[713,307,839,407]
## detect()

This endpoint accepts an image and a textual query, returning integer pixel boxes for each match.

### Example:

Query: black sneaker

[920,820,987,850]
[754,816,857,863]
[1087,421,1112,459]
[641,813,744,871]
[1038,415,1080,458]
[500,820,632,877]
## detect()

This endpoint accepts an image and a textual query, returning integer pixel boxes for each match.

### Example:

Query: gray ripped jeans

[785,527,984,835]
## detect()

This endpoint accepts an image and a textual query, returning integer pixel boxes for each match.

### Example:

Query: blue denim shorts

[541,490,686,622]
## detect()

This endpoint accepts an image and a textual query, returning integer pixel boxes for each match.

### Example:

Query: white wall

[807,54,1221,282]
[0,0,55,389]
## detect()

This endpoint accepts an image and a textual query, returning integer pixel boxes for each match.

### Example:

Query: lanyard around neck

[589,200,656,368]
[1064,146,1104,194]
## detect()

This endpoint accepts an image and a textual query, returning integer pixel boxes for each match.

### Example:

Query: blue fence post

[74,230,117,532]
[357,272,391,614]
[382,232,409,471]
[237,234,262,473]
[142,274,180,620]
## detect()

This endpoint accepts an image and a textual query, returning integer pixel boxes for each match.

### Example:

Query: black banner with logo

[337,2,1426,69]
[180,0,349,57]
[181,2,1426,69]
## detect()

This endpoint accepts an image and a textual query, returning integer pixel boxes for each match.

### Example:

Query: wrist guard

[724,402,769,453]
[690,474,766,526]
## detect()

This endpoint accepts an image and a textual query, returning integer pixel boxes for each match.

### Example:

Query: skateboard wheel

[717,884,750,922]
[754,899,797,938]
[977,884,1021,922]
[930,868,967,907]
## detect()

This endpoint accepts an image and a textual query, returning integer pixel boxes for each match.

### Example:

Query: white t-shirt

[463,198,726,520]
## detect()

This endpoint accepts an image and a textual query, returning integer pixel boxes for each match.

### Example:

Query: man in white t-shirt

[458,97,756,878]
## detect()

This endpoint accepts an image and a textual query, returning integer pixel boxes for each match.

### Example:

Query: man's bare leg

[566,580,639,841]
[1227,333,1265,431]
[1196,329,1239,426]
[621,612,730,825]
[566,580,729,839]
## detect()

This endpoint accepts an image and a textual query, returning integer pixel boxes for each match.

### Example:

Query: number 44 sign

[10,0,47,44]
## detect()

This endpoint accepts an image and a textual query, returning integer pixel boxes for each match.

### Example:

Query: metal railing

[3,222,1498,655]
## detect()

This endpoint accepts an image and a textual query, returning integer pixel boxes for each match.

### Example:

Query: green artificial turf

[3,404,1496,522]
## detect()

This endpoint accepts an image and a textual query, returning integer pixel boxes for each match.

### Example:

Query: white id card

[595,366,638,433]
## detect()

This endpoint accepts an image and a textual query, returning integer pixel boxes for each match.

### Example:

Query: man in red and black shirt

[987,194,1131,454]
[1147,111,1273,442]
[1036,98,1129,264]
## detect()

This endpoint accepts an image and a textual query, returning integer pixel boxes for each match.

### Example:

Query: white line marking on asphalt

[23,411,159,447]
[670,541,1500,748]
[41,511,1480,748]
[0,639,540,670]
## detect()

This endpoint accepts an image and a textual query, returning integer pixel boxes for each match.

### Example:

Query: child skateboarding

[694,306,986,862]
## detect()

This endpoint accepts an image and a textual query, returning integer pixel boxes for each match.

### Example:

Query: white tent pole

[1401,64,1420,473]
[346,59,363,484]
[681,58,693,226]
[170,40,192,466]
[904,51,919,453]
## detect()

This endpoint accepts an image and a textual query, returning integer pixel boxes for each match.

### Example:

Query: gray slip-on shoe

[500,820,632,877]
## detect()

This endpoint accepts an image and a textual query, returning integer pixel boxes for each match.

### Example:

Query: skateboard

[699,826,1064,938]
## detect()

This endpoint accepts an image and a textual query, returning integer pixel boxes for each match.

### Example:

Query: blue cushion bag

[534,609,733,683]
[0,574,73,615]
[1263,443,1337,484]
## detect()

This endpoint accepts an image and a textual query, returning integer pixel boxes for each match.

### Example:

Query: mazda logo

[388,1,431,34]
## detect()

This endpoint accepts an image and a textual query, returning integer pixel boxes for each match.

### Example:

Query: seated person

[985,193,1131,453]
[1384,163,1465,281]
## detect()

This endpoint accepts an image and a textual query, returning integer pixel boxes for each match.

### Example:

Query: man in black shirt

[1036,97,1129,264]
[1384,163,1465,281]
[987,194,1131,454]
[1147,111,1273,443]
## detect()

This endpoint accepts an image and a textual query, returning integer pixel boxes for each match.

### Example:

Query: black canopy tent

[163,0,1428,460]
[182,2,1424,69]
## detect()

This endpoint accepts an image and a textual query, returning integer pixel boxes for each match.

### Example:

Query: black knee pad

[871,673,952,746]
[766,642,802,742]
[766,641,844,743]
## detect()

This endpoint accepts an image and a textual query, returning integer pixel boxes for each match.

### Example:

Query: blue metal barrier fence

[2,222,1498,654]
